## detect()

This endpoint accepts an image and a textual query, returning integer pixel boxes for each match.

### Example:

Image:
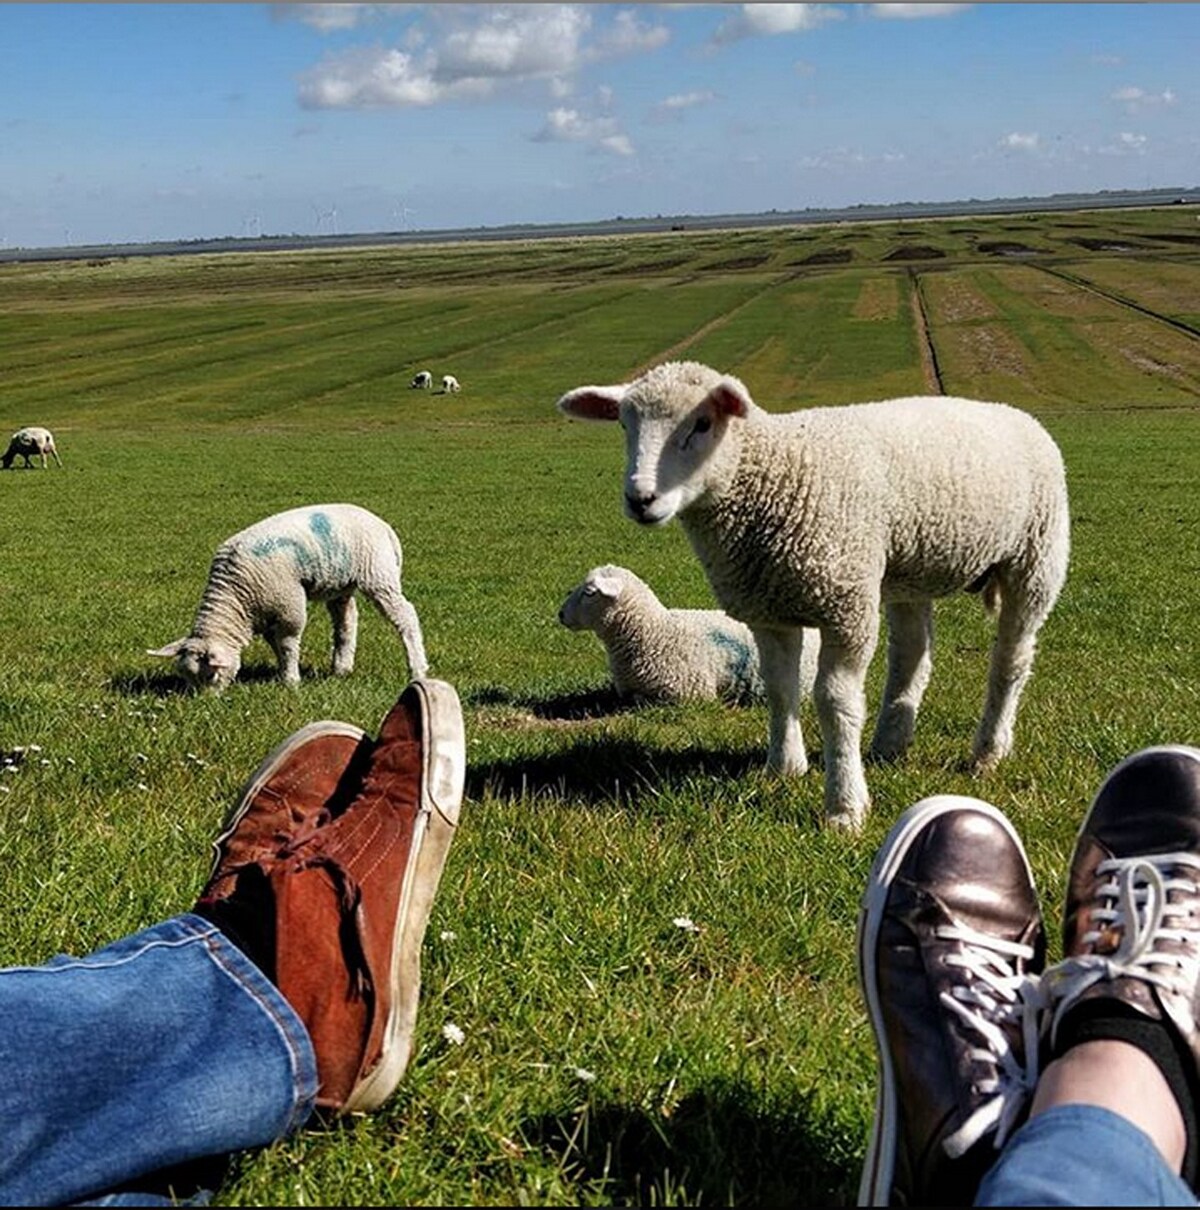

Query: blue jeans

[0,914,316,1207]
[978,1104,1198,1207]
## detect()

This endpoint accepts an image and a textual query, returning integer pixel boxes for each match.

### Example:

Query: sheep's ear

[705,376,752,418]
[147,639,187,658]
[556,384,625,422]
[591,572,624,599]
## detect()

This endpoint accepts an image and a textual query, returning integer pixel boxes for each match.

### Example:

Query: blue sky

[1,3,1196,249]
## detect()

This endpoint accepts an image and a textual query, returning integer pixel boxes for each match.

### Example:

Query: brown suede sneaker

[268,679,465,1113]
[857,796,1045,1207]
[1045,745,1200,1071]
[198,720,373,907]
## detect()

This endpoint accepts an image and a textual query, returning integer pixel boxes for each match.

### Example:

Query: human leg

[0,680,465,1203]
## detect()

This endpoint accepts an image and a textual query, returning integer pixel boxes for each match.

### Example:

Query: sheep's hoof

[969,750,1005,776]
[826,805,867,834]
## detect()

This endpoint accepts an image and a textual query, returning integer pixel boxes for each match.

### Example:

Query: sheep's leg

[266,589,308,685]
[753,626,809,777]
[50,447,63,468]
[369,586,429,679]
[814,620,878,832]
[869,600,934,763]
[972,582,1051,773]
[327,594,359,676]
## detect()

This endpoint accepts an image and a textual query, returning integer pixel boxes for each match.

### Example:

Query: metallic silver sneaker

[1044,746,1200,1062]
[857,796,1045,1207]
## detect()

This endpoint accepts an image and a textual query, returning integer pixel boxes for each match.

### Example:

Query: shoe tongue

[1092,751,1200,857]
[376,695,420,747]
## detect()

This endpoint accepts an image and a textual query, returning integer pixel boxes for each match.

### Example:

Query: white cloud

[798,146,906,169]
[1096,131,1148,156]
[712,4,844,46]
[1090,53,1123,67]
[297,4,667,110]
[532,107,635,155]
[591,9,670,57]
[273,4,393,33]
[649,88,716,123]
[868,4,971,18]
[1000,131,1039,151]
[1111,85,1177,112]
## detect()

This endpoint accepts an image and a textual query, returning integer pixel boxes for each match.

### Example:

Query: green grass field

[2,205,1200,1205]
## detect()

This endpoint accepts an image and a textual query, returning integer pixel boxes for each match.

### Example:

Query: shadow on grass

[108,661,311,697]
[467,735,763,807]
[463,682,635,720]
[522,1081,858,1206]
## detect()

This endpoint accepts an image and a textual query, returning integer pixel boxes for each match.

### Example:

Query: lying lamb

[3,426,62,469]
[560,564,819,704]
[149,503,429,692]
[557,361,1069,830]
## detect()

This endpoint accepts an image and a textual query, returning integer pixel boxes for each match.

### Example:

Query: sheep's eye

[693,416,712,436]
[583,585,597,596]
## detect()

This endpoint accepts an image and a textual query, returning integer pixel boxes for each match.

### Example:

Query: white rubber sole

[344,678,466,1113]
[855,794,1031,1207]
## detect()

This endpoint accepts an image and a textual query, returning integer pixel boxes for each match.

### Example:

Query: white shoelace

[1045,852,1200,1044]
[935,922,1043,1158]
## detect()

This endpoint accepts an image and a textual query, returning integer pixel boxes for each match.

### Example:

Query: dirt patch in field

[998,267,1117,318]
[978,241,1041,257]
[851,277,899,320]
[1148,233,1200,246]
[792,247,853,266]
[706,253,772,271]
[1120,348,1189,383]
[924,275,996,322]
[883,245,946,261]
[945,323,1029,379]
[1067,238,1151,252]
[606,257,691,276]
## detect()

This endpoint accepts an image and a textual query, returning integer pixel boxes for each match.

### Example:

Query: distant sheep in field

[148,503,428,693]
[559,563,818,705]
[3,426,63,469]
[441,374,461,393]
[557,360,1070,830]
[410,371,433,389]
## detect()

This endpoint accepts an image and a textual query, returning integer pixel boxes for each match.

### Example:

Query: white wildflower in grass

[135,753,148,763]
[28,744,42,753]
[439,930,457,942]
[571,1066,597,1084]
[0,784,10,794]
[65,757,76,766]
[136,782,149,792]
[672,916,701,933]
[441,1022,466,1046]
[39,759,50,767]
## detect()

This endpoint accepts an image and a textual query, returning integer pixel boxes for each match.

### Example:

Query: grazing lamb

[560,563,818,705]
[557,360,1070,830]
[410,371,433,389]
[149,503,429,692]
[441,374,461,393]
[3,426,62,469]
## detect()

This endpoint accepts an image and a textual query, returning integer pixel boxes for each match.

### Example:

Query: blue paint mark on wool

[251,511,351,579]
[708,629,753,691]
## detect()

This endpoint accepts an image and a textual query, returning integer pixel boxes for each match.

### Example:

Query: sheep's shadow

[467,734,763,808]
[464,683,634,720]
[519,1080,857,1206]
[108,661,307,698]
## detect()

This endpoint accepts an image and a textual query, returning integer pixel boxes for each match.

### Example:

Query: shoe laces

[936,921,1043,1158]
[1046,853,1200,1042]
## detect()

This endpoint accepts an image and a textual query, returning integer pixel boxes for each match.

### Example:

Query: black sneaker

[857,796,1046,1206]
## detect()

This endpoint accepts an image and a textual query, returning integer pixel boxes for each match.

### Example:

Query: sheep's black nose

[625,491,656,519]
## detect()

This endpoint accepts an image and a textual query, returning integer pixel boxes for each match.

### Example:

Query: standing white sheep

[557,361,1069,830]
[560,564,819,704]
[441,374,461,393]
[149,503,429,692]
[410,371,433,389]
[3,426,63,469]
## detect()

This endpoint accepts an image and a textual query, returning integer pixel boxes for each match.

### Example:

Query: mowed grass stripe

[925,263,1200,410]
